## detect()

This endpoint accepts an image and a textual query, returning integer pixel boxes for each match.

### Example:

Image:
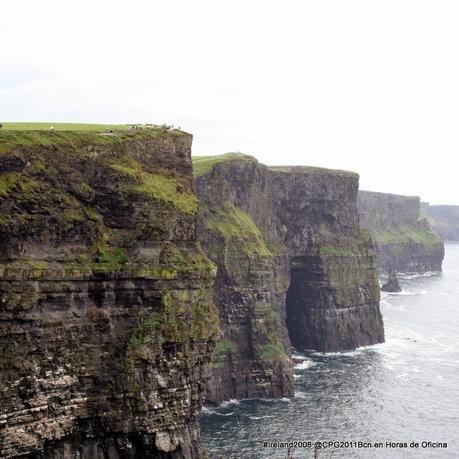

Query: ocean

[200,242,459,458]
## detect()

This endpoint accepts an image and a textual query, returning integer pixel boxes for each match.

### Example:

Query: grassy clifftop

[0,123,186,154]
[0,125,196,270]
[192,152,257,177]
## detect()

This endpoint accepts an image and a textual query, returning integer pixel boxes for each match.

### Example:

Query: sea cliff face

[194,155,384,404]
[0,129,218,458]
[358,191,444,273]
[421,203,459,241]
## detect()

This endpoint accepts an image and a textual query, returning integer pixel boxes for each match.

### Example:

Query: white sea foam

[201,406,236,416]
[292,349,307,359]
[219,399,240,408]
[294,359,314,370]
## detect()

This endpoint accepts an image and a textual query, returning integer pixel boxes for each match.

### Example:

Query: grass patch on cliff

[109,161,197,215]
[91,242,128,272]
[202,202,271,257]
[373,224,441,246]
[254,301,273,315]
[192,152,257,177]
[128,313,164,348]
[211,339,236,367]
[260,341,286,361]
[0,173,20,197]
[136,174,197,214]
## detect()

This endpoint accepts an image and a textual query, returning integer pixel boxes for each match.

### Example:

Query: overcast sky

[1,0,458,204]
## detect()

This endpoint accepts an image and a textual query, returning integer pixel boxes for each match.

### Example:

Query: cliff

[194,155,384,404]
[421,203,459,241]
[0,128,219,458]
[358,191,444,272]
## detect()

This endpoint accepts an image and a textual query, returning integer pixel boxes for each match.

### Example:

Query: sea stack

[381,271,402,292]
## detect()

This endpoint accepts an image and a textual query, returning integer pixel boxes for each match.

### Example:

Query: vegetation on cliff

[372,223,440,245]
[200,202,272,257]
[0,126,197,273]
[0,125,219,458]
[192,152,257,177]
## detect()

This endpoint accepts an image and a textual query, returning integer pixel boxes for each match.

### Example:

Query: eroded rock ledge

[0,129,218,458]
[194,155,385,404]
[358,191,444,272]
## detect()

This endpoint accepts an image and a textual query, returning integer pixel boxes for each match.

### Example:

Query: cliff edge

[194,155,384,404]
[0,128,218,458]
[421,203,459,241]
[358,191,444,272]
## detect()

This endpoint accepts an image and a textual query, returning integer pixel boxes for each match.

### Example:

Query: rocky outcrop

[381,271,401,292]
[358,191,444,272]
[194,155,384,404]
[0,129,219,458]
[421,203,459,241]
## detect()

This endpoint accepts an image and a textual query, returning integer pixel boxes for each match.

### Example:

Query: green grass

[211,339,236,367]
[0,173,20,197]
[192,152,257,177]
[108,160,197,214]
[2,122,148,131]
[202,202,271,256]
[214,339,235,354]
[254,302,273,315]
[373,224,441,245]
[128,313,164,348]
[136,174,197,214]
[91,243,128,272]
[268,165,358,177]
[260,342,286,361]
[0,124,185,154]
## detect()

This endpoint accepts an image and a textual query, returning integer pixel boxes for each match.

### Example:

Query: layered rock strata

[358,191,444,272]
[421,203,459,241]
[194,155,384,403]
[0,129,218,458]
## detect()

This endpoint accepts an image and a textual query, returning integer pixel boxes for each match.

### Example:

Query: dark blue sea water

[200,242,459,458]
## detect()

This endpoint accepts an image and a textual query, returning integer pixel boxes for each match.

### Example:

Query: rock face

[421,203,459,241]
[0,129,219,458]
[381,271,401,292]
[194,155,385,404]
[358,191,444,273]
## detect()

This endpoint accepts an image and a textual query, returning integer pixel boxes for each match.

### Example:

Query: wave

[383,289,423,296]
[294,359,315,370]
[309,342,382,357]
[397,271,440,279]
[201,408,236,417]
[219,399,240,408]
